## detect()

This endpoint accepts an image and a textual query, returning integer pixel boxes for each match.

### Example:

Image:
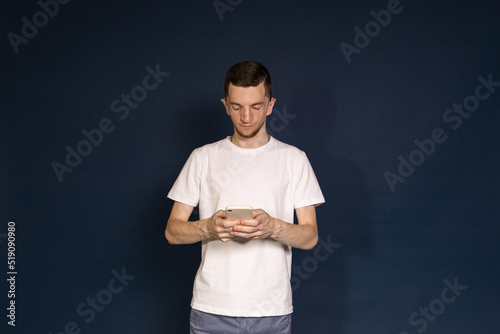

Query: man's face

[222,82,276,139]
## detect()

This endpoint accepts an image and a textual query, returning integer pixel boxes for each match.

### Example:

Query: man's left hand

[230,209,279,240]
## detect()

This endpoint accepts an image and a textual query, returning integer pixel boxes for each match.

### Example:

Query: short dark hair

[224,60,272,99]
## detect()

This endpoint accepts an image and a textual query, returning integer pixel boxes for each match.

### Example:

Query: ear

[266,97,276,116]
[221,98,230,116]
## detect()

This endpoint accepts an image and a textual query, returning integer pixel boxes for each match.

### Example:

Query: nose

[240,107,252,123]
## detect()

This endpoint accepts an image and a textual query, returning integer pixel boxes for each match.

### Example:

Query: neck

[230,131,270,149]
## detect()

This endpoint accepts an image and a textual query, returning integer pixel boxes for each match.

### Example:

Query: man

[165,60,324,333]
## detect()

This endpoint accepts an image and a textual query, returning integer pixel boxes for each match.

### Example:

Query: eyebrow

[230,102,264,107]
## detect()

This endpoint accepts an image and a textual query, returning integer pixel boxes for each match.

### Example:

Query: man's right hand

[166,202,242,244]
[206,210,240,242]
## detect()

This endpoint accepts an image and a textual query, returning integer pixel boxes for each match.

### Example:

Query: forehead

[227,82,267,103]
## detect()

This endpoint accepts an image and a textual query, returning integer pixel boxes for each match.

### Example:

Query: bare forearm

[271,218,318,250]
[165,218,210,245]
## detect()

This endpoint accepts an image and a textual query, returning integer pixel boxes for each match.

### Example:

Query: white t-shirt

[167,136,325,316]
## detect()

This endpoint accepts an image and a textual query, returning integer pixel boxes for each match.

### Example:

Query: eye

[252,106,262,111]
[232,106,240,111]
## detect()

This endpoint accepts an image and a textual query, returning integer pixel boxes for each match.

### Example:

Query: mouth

[240,124,253,129]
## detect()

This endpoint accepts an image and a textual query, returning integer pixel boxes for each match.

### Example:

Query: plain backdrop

[1,0,499,333]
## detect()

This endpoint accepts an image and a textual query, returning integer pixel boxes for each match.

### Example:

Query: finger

[253,209,264,217]
[215,210,227,218]
[216,226,235,234]
[240,219,258,226]
[213,216,235,228]
[230,231,251,238]
[223,220,240,228]
[218,232,234,242]
[231,230,263,239]
[232,225,258,233]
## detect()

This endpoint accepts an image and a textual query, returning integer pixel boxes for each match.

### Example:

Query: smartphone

[225,205,253,220]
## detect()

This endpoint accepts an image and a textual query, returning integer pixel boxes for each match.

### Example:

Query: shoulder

[185,138,231,166]
[192,137,229,155]
[271,137,307,158]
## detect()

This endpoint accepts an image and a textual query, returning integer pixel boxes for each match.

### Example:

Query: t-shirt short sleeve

[294,152,325,209]
[167,149,201,207]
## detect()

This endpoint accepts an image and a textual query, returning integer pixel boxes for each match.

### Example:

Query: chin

[236,128,260,139]
[232,120,266,139]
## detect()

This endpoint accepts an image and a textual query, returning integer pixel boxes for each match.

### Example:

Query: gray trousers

[189,309,292,334]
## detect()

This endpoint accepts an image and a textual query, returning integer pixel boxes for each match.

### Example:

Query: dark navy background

[2,0,499,333]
